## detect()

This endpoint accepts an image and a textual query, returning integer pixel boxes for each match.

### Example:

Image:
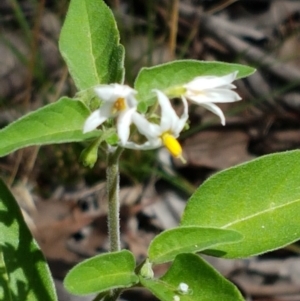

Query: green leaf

[0,97,99,157]
[59,0,124,90]
[135,60,255,104]
[64,250,139,295]
[148,226,243,264]
[140,253,244,301]
[181,150,300,258]
[0,178,57,301]
[0,246,10,300]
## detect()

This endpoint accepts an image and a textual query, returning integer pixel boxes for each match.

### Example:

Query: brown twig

[168,0,179,59]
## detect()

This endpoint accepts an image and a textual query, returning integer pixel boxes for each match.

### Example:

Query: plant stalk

[106,146,123,252]
[92,147,123,301]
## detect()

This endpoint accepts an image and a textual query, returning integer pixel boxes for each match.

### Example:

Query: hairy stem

[106,146,123,252]
[92,147,123,301]
[103,289,122,301]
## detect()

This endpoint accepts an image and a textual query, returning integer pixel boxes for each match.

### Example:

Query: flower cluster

[83,72,241,161]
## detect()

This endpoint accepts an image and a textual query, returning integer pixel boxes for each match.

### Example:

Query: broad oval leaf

[59,0,124,90]
[134,60,255,105]
[148,226,243,264]
[64,250,139,295]
[181,150,300,258]
[140,253,244,301]
[0,178,57,301]
[0,97,98,157]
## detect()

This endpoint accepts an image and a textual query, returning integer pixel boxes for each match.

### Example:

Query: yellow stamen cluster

[161,132,186,163]
[112,97,126,113]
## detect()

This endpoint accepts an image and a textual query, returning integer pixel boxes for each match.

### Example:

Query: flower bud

[140,259,154,279]
[80,140,99,168]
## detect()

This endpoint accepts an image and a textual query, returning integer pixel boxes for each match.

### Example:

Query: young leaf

[181,150,300,258]
[0,97,99,157]
[0,178,57,301]
[140,253,244,301]
[59,0,124,90]
[148,226,243,264]
[134,60,255,104]
[64,250,139,295]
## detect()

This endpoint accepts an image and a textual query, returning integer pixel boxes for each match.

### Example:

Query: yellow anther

[161,133,186,163]
[112,97,126,113]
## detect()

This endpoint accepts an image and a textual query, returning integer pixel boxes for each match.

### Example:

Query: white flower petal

[94,85,119,102]
[84,83,139,145]
[200,103,226,126]
[114,84,136,97]
[94,84,137,103]
[126,93,138,108]
[117,108,136,145]
[132,112,161,139]
[113,84,138,108]
[173,96,189,136]
[100,100,116,115]
[154,90,179,133]
[83,98,116,133]
[124,139,162,150]
[123,91,188,157]
[185,71,238,91]
[217,83,237,89]
[182,71,241,126]
[83,110,107,133]
[187,89,241,104]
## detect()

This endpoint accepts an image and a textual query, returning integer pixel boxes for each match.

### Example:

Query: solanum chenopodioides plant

[1,1,300,301]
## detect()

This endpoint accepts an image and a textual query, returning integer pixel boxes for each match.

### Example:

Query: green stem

[92,147,123,301]
[106,146,123,252]
[103,289,122,301]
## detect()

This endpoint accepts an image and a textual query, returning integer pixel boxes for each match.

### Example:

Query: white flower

[83,84,137,144]
[123,90,188,161]
[183,71,241,125]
